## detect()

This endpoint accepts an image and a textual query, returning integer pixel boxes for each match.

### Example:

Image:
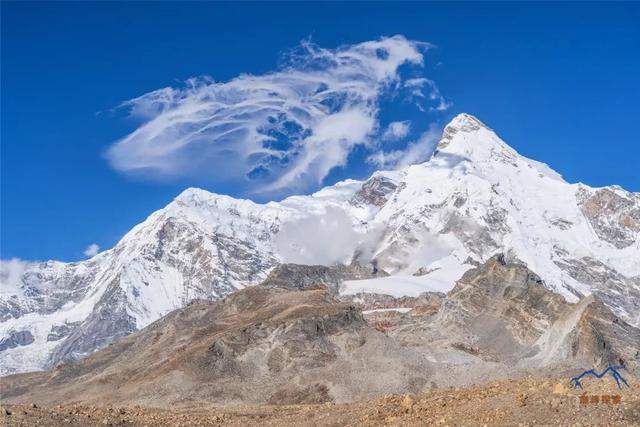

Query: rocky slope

[371,255,640,373]
[2,113,639,375]
[0,286,437,406]
[2,256,638,408]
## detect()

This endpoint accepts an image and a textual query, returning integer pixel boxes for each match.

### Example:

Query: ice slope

[2,113,639,375]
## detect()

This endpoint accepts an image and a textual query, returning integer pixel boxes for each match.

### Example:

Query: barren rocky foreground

[3,376,639,426]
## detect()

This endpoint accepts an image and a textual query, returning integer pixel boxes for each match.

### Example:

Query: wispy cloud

[404,78,452,112]
[368,124,442,170]
[382,121,411,141]
[83,243,100,257]
[107,35,449,195]
[0,258,29,296]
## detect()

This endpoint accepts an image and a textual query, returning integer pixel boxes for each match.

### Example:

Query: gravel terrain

[3,376,639,426]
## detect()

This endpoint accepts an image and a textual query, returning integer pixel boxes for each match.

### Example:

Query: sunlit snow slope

[2,113,639,375]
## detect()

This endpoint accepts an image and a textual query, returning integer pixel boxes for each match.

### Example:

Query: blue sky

[2,2,639,262]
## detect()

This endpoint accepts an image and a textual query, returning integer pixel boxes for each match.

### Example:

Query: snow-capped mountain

[2,113,639,375]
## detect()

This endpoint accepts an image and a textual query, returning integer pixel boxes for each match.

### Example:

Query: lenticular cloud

[106,35,447,194]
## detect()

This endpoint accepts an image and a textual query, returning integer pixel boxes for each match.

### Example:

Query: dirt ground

[2,376,639,426]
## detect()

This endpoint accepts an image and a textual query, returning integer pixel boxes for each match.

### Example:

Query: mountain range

[2,113,639,377]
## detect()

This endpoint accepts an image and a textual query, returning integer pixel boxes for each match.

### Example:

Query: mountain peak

[448,113,489,130]
[173,187,250,207]
[437,113,491,151]
[174,187,215,203]
[428,113,571,184]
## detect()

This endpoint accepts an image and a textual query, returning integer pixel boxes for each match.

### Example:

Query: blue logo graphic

[570,365,629,390]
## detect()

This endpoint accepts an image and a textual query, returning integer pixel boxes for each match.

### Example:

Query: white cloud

[274,206,384,265]
[382,121,411,141]
[404,78,452,112]
[83,243,100,257]
[0,258,29,296]
[107,35,448,195]
[368,124,442,170]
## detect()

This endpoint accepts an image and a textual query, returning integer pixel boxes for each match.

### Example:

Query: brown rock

[553,382,567,395]
[517,393,528,407]
[401,394,415,411]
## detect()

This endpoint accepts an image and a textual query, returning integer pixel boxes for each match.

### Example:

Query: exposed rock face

[262,262,385,292]
[0,259,98,321]
[439,212,500,256]
[578,187,640,249]
[570,299,640,368]
[46,283,137,368]
[444,255,567,347]
[0,330,34,352]
[350,175,398,207]
[46,322,81,342]
[1,287,435,406]
[553,251,640,326]
[379,255,640,371]
[342,291,444,312]
[390,255,569,364]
